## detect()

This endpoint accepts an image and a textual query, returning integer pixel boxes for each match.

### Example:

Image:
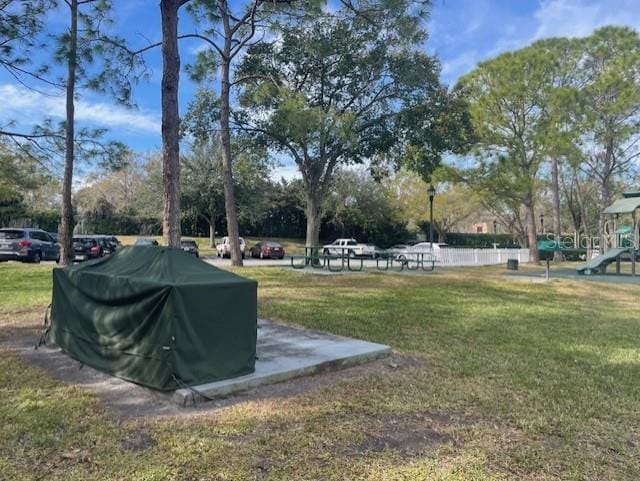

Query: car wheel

[323,248,329,255]
[55,256,60,264]
[242,253,245,259]
[348,249,356,258]
[32,252,41,264]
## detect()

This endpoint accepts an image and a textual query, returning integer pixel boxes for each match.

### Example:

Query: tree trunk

[219,11,242,266]
[598,143,615,253]
[523,194,539,263]
[305,191,322,248]
[59,0,78,266]
[599,176,612,253]
[209,218,216,248]
[160,0,181,247]
[573,169,590,256]
[550,157,564,262]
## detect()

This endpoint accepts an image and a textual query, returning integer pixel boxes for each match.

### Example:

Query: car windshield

[181,241,197,247]
[266,242,281,247]
[74,238,95,247]
[347,240,357,246]
[0,230,24,239]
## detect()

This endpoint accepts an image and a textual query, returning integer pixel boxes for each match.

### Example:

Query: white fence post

[438,247,531,267]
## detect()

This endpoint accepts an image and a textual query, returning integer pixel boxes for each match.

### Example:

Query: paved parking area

[203,256,290,267]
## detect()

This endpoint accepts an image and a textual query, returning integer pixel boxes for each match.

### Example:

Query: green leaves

[238,3,465,182]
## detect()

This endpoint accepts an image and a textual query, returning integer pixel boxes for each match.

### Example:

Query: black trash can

[507,258,518,270]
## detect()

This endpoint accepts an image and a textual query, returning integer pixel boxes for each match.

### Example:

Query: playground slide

[576,247,630,275]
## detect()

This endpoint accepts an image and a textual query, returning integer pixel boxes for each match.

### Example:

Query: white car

[396,242,447,262]
[216,236,246,259]
[322,238,376,258]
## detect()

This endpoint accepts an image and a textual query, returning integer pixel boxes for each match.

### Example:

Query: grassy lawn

[1,262,640,480]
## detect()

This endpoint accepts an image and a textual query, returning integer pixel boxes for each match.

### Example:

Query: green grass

[1,262,640,480]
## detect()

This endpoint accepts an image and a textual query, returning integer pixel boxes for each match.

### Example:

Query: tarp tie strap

[172,374,218,406]
[34,304,52,350]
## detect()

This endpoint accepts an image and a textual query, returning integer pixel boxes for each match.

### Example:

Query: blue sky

[2,0,640,179]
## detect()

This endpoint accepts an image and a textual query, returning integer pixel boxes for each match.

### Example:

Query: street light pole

[428,184,436,251]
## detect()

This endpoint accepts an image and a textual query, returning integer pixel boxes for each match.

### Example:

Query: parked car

[396,242,447,262]
[48,232,59,243]
[134,238,159,246]
[216,236,246,259]
[180,239,199,257]
[89,236,115,255]
[322,238,377,257]
[362,244,383,259]
[386,244,410,261]
[249,241,285,259]
[72,236,103,262]
[0,228,60,263]
[100,235,120,253]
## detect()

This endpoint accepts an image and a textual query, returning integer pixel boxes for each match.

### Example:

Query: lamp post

[540,213,545,234]
[428,184,436,251]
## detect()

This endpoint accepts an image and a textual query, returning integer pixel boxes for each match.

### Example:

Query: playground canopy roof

[603,196,640,215]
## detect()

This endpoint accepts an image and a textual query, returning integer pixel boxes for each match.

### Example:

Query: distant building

[461,213,500,234]
[471,222,489,234]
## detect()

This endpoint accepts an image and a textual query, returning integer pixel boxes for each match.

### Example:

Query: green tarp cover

[49,246,257,391]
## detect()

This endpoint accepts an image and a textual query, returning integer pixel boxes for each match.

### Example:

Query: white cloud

[432,0,640,84]
[441,50,483,81]
[270,163,301,182]
[532,0,640,40]
[0,84,160,135]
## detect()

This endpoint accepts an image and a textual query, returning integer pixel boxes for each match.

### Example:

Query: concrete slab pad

[173,319,391,406]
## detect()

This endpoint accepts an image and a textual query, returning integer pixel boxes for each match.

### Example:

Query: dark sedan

[249,241,285,259]
[72,236,103,262]
[180,240,199,257]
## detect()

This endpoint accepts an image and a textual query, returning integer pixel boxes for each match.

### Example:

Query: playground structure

[577,192,640,276]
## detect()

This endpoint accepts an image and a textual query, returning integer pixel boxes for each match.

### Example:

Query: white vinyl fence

[437,248,530,267]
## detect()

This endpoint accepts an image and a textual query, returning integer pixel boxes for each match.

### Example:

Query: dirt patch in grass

[355,425,451,455]
[346,411,474,456]
[120,429,156,453]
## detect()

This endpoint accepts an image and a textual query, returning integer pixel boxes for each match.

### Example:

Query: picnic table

[289,246,437,272]
[290,246,364,272]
